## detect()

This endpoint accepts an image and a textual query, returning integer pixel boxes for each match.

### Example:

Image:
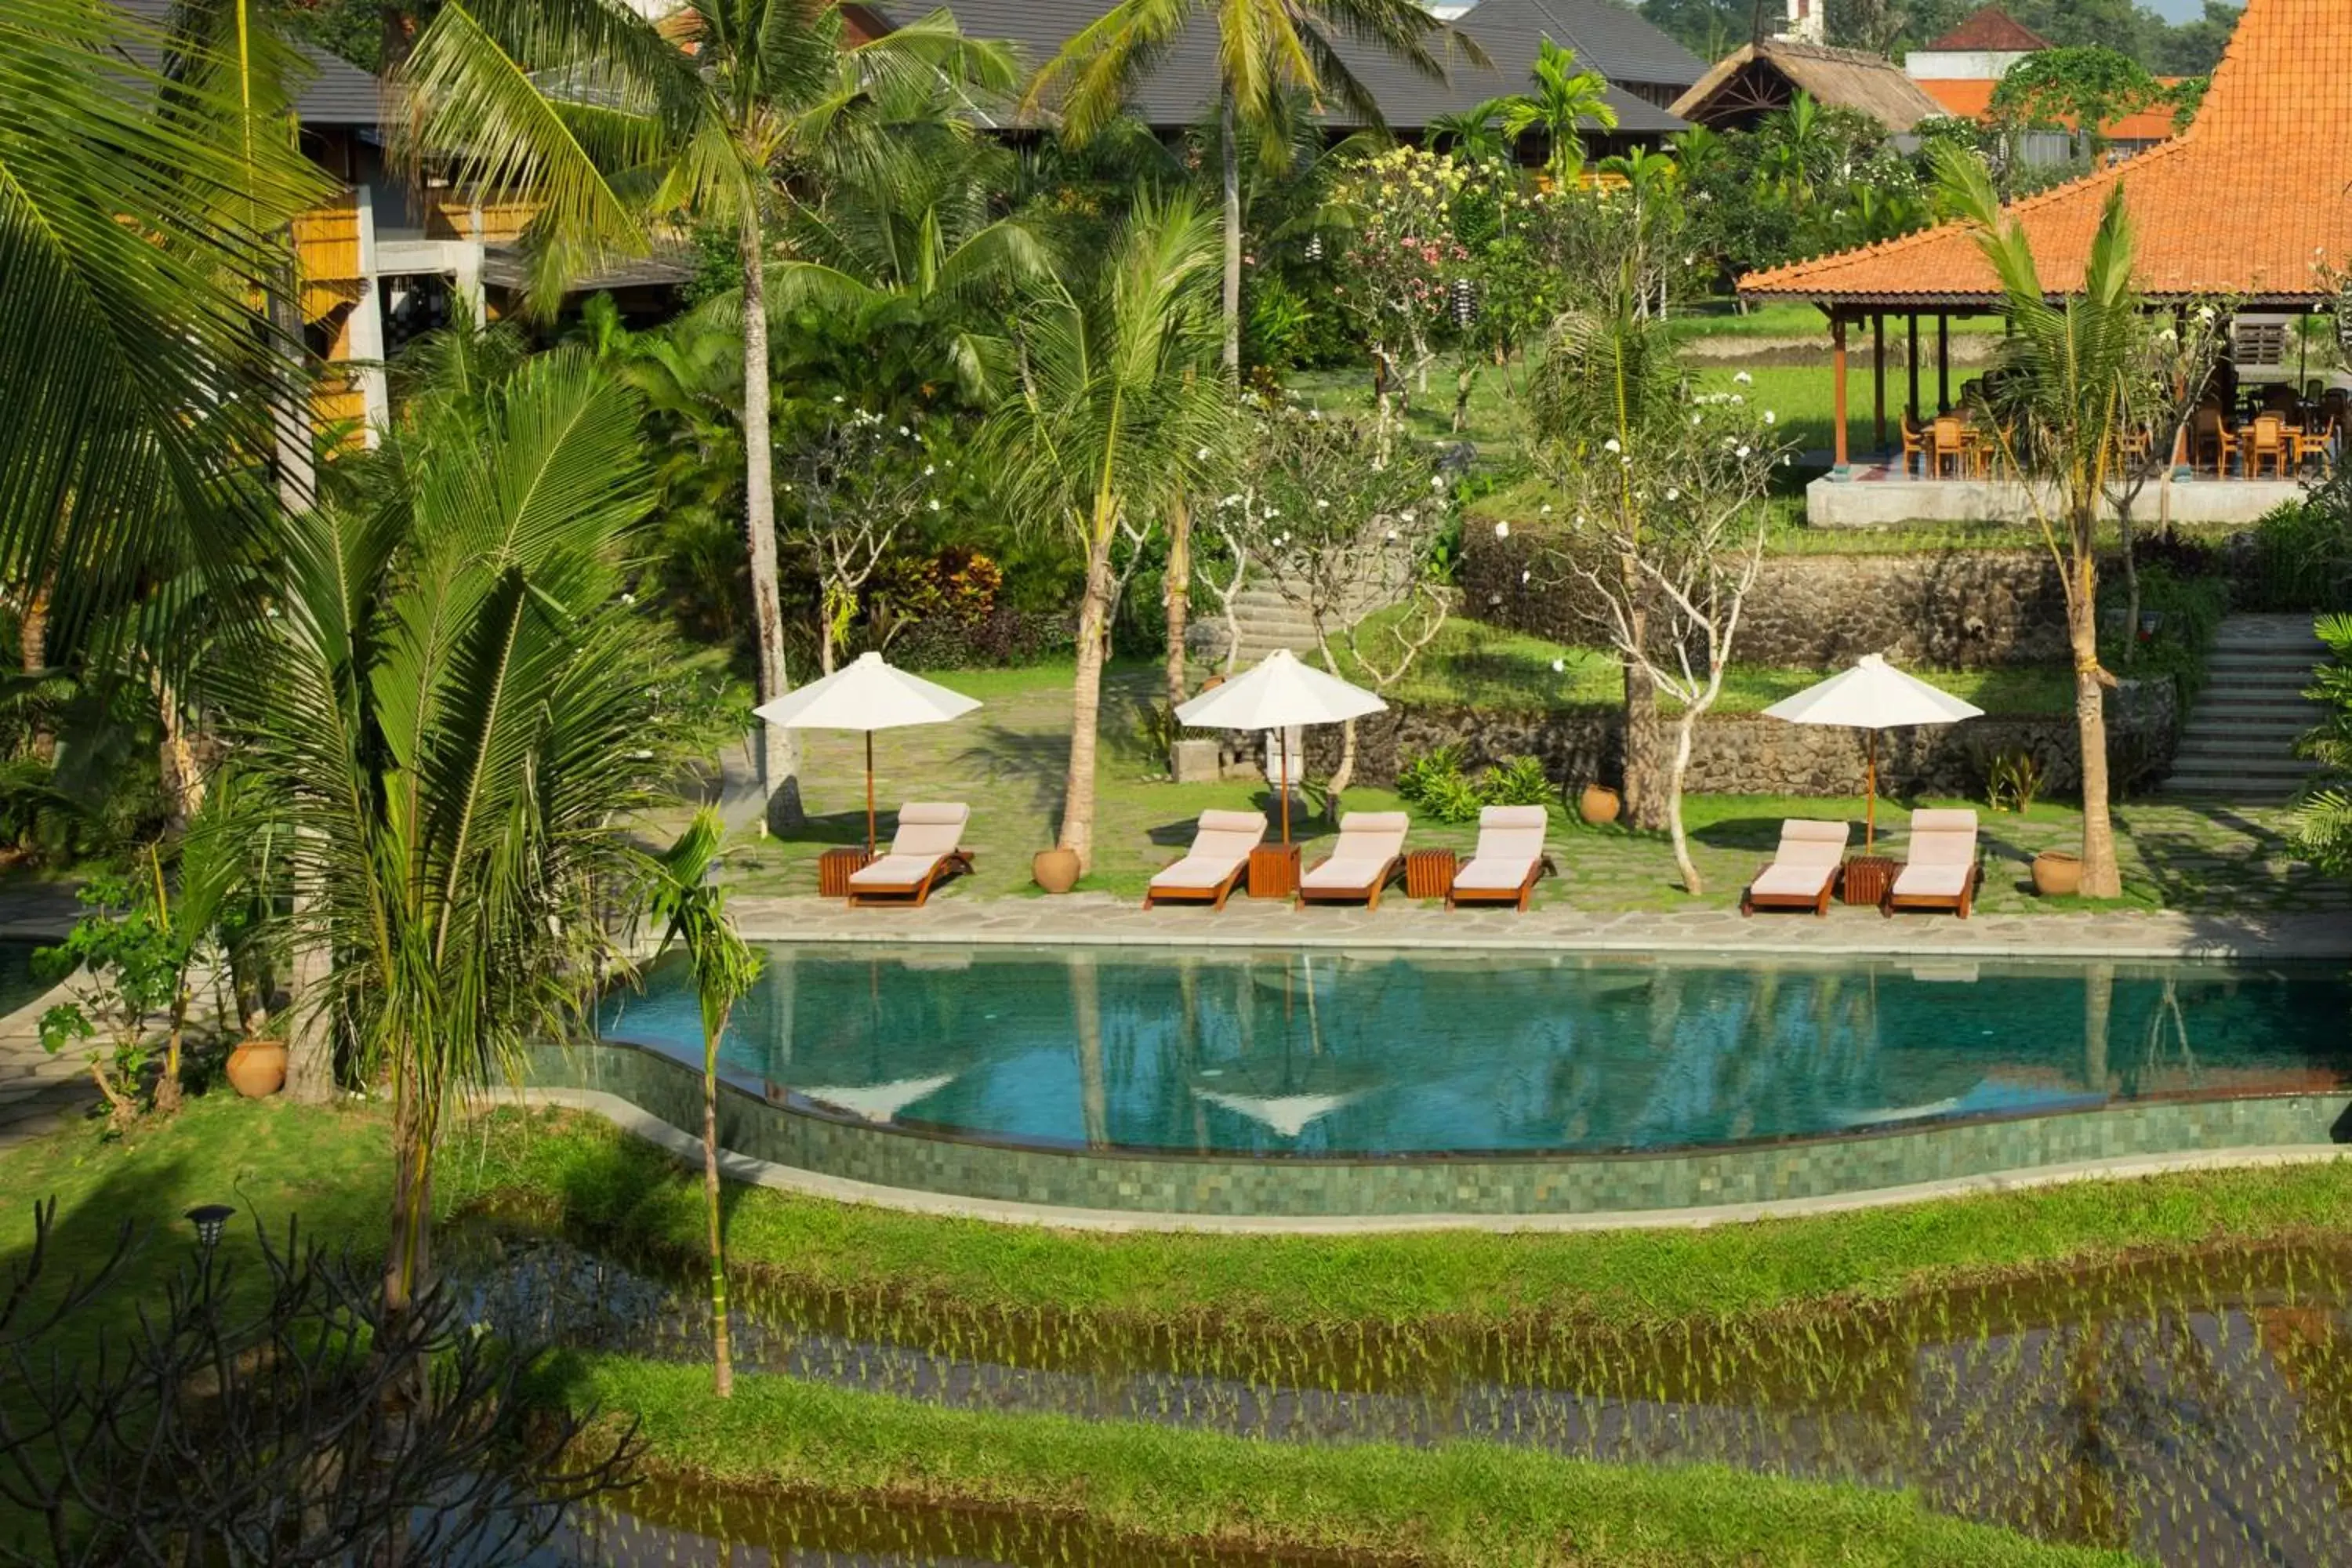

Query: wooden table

[817,847,874,899]
[1248,844,1302,901]
[1405,848,1458,901]
[1840,855,1896,907]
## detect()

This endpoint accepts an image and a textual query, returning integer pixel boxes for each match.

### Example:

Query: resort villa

[1747,0,2351,527]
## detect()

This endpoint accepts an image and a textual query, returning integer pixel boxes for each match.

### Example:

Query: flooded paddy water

[452,1225,2352,1566]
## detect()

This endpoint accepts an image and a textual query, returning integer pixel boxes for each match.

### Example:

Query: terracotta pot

[1578,783,1622,827]
[1031,847,1081,895]
[2032,849,2084,898]
[224,1040,287,1099]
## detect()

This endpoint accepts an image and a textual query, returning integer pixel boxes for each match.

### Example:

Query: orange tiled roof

[1924,5,2052,53]
[1744,0,2352,305]
[1913,78,2183,142]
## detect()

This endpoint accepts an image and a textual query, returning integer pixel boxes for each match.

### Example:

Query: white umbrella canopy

[1762,655,1984,850]
[753,652,982,854]
[1174,649,1385,844]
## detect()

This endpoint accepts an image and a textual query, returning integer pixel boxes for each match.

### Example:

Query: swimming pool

[596,946,2352,1160]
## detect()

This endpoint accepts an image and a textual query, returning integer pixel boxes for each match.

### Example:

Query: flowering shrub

[1328,147,1475,413]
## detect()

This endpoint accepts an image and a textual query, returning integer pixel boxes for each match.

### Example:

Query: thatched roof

[1670,40,1948,134]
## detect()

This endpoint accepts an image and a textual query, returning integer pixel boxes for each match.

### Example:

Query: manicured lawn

[551,1355,2132,1568]
[724,656,2346,913]
[1668,303,2005,341]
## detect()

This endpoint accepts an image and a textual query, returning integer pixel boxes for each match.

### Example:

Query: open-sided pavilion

[1737,0,2352,525]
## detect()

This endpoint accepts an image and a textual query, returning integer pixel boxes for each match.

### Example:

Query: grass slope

[554,1356,2136,1568]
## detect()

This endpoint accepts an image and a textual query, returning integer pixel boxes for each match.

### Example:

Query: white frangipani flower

[1494,521,1510,539]
[1550,658,1566,673]
[1733,371,1752,385]
[1603,437,1621,453]
[1763,410,1777,424]
[1736,445,1751,459]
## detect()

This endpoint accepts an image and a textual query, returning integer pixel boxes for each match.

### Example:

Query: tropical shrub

[2244,492,2352,612]
[36,875,177,1129]
[2292,612,2352,871]
[1982,747,2045,814]
[1396,746,1554,822]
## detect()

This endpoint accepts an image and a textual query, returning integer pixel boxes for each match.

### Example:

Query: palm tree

[1498,38,1618,185]
[1937,148,2139,898]
[769,136,1051,405]
[398,0,1017,833]
[648,808,763,1399]
[220,347,703,1330]
[3,0,323,644]
[1756,90,1828,214]
[982,195,1232,873]
[1427,96,1516,162]
[1026,0,1457,376]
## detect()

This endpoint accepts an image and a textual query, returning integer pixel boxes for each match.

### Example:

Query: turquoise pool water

[596,948,2352,1158]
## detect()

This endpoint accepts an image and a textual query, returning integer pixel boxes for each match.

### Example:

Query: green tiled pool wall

[533,1041,2350,1217]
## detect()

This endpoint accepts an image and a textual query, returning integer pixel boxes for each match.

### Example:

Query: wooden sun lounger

[1882,808,1984,919]
[847,802,974,908]
[1447,805,1557,912]
[1739,819,1850,917]
[1298,811,1409,910]
[1144,810,1268,910]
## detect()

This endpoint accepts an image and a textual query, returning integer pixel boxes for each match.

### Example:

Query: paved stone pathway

[0,993,91,1152]
[728,890,2352,960]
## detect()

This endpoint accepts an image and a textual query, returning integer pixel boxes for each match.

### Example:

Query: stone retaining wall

[1461,525,2071,669]
[1288,678,2176,798]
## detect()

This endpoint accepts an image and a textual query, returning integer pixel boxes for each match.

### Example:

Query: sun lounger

[1298,811,1409,909]
[1883,808,1982,919]
[1739,819,1850,917]
[1144,809,1268,910]
[1448,805,1556,912]
[847,802,973,908]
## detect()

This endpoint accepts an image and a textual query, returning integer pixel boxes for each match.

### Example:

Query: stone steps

[2159,615,2330,800]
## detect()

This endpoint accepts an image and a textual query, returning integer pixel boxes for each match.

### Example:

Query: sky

[2143,0,2230,20]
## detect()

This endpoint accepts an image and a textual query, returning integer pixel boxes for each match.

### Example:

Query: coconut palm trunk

[1165,492,1192,713]
[701,1008,734,1396]
[2068,553,2122,898]
[740,212,803,830]
[1060,532,1118,870]
[1221,93,1243,374]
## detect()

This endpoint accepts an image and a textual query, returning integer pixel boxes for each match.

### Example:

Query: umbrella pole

[1279,729,1292,846]
[865,732,877,858]
[1865,730,1878,852]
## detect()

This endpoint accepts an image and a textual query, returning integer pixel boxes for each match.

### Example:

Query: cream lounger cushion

[1749,818,1849,899]
[1300,811,1409,891]
[1454,805,1548,891]
[850,802,969,887]
[1150,810,1267,891]
[1892,808,1978,900]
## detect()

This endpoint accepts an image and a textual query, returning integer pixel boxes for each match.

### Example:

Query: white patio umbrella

[1174,648,1385,844]
[753,652,981,855]
[1761,654,1983,851]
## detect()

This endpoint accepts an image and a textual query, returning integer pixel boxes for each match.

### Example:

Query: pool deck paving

[728,891,2352,962]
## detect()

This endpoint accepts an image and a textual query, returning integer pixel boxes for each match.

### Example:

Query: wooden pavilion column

[1872,313,1887,453]
[1936,314,1951,413]
[1831,311,1849,471]
[1907,314,1922,423]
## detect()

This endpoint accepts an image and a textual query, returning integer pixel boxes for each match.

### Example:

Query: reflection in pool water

[597,947,2352,1156]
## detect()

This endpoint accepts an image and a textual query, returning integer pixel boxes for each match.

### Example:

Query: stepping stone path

[2161,615,2328,802]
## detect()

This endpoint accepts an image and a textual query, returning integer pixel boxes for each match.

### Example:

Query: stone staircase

[1189,585,1325,667]
[2160,614,2328,800]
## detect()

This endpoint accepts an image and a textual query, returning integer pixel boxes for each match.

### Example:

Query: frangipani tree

[399,0,1017,832]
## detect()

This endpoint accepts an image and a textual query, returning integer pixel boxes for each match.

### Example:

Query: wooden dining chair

[1932,416,1968,479]
[2247,415,2288,479]
[2190,407,2234,477]
[1898,410,1929,477]
[2293,416,2336,474]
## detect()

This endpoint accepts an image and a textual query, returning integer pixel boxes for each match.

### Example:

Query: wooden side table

[1840,855,1895,907]
[818,846,874,899]
[1405,848,1457,901]
[1248,844,1301,900]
